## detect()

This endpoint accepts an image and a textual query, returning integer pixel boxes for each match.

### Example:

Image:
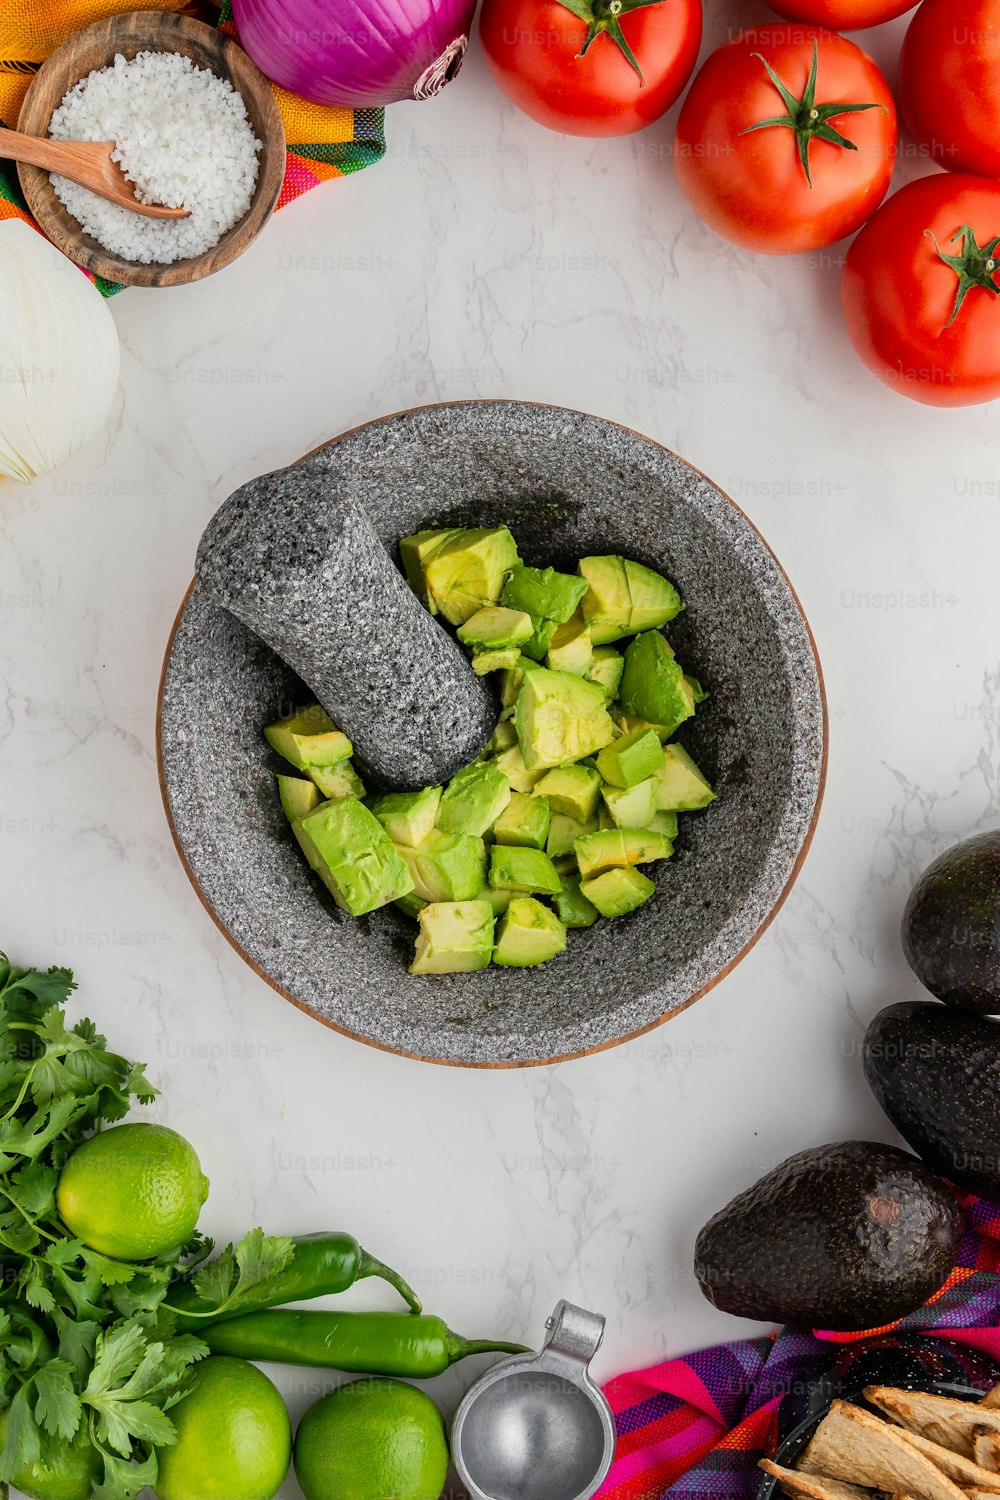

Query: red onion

[232,0,476,108]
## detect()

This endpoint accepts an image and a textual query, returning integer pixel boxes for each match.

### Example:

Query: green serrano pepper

[168,1232,421,1331]
[201,1309,529,1377]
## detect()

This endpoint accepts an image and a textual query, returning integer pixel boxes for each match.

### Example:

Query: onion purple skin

[232,0,476,108]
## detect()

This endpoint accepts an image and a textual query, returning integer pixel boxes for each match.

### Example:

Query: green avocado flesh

[267,529,713,977]
[493,897,567,967]
[294,798,413,916]
[410,900,495,974]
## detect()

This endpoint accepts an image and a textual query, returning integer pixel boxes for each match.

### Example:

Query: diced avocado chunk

[486,719,518,756]
[579,556,683,642]
[519,616,559,663]
[686,675,709,705]
[574,827,671,878]
[654,744,716,811]
[501,564,588,624]
[277,775,321,823]
[533,764,602,822]
[394,891,428,921]
[596,728,664,788]
[264,706,352,771]
[646,809,678,840]
[602,777,659,829]
[493,791,551,850]
[619,632,696,738]
[514,667,615,771]
[308,760,366,801]
[476,885,512,917]
[554,875,599,929]
[489,845,562,896]
[437,760,511,837]
[623,558,683,632]
[493,744,548,793]
[578,556,630,645]
[472,648,522,675]
[295,797,413,916]
[588,646,624,698]
[546,612,593,677]
[409,900,495,975]
[398,528,460,610]
[396,831,487,902]
[613,711,672,744]
[458,606,534,651]
[546,812,599,859]
[493,896,567,968]
[581,866,656,918]
[424,527,521,625]
[499,663,528,709]
[370,785,442,847]
[598,804,616,831]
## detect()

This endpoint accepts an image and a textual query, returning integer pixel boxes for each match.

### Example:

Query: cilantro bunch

[0,956,292,1500]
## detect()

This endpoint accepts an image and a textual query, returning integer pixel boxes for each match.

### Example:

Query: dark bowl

[157,401,827,1067]
[757,1333,1000,1498]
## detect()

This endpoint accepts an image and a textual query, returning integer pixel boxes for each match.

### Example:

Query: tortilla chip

[967,1492,1000,1500]
[982,1385,1000,1410]
[797,1401,965,1500]
[758,1460,870,1499]
[896,1428,1000,1489]
[864,1386,1000,1458]
[976,1429,1000,1472]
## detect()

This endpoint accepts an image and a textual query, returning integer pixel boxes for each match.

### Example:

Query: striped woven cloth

[598,1191,1000,1500]
[0,0,385,293]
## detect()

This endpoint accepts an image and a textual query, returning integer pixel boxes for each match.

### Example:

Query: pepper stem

[446,1331,532,1364]
[740,38,885,187]
[357,1252,422,1314]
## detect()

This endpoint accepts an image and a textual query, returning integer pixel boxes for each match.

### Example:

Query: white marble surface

[2,2,1000,1491]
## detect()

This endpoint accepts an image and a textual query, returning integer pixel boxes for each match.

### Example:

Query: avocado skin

[902,831,1000,1014]
[693,1140,962,1332]
[865,1000,1000,1195]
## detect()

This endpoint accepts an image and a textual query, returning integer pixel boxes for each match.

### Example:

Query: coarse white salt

[48,49,262,266]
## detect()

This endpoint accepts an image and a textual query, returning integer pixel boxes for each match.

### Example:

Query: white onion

[0,221,120,483]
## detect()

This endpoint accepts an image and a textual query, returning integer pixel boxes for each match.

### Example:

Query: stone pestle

[195,462,498,790]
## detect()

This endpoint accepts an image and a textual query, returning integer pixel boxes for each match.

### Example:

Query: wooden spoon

[0,128,189,219]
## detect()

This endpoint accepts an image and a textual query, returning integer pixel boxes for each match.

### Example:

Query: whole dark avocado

[902,830,1000,1014]
[865,1000,1000,1195]
[693,1140,962,1332]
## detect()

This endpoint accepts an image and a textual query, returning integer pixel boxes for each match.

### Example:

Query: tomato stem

[556,0,670,83]
[926,224,1000,328]
[740,38,885,187]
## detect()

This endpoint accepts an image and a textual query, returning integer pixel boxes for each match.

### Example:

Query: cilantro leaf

[34,1358,82,1440]
[0,1380,41,1481]
[92,1448,158,1500]
[188,1228,294,1319]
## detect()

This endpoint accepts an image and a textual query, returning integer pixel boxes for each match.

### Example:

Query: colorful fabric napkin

[598,1191,1000,1500]
[0,0,385,293]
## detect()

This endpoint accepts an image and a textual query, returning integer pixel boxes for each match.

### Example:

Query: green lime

[294,1378,449,1500]
[153,1356,291,1500]
[0,1411,99,1500]
[56,1122,209,1261]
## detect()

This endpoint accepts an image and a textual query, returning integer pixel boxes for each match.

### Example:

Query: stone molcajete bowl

[157,402,827,1067]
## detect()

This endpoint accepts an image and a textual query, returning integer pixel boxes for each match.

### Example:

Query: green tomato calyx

[927,224,1000,328]
[556,0,669,84]
[741,39,885,188]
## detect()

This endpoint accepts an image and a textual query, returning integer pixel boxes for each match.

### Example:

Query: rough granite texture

[160,402,826,1067]
[195,462,497,788]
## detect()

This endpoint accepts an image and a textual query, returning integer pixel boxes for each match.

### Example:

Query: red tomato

[674,27,897,255]
[901,0,1000,177]
[478,0,702,137]
[766,0,917,27]
[841,174,1000,406]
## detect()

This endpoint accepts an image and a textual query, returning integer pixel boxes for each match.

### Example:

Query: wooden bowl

[17,10,285,288]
